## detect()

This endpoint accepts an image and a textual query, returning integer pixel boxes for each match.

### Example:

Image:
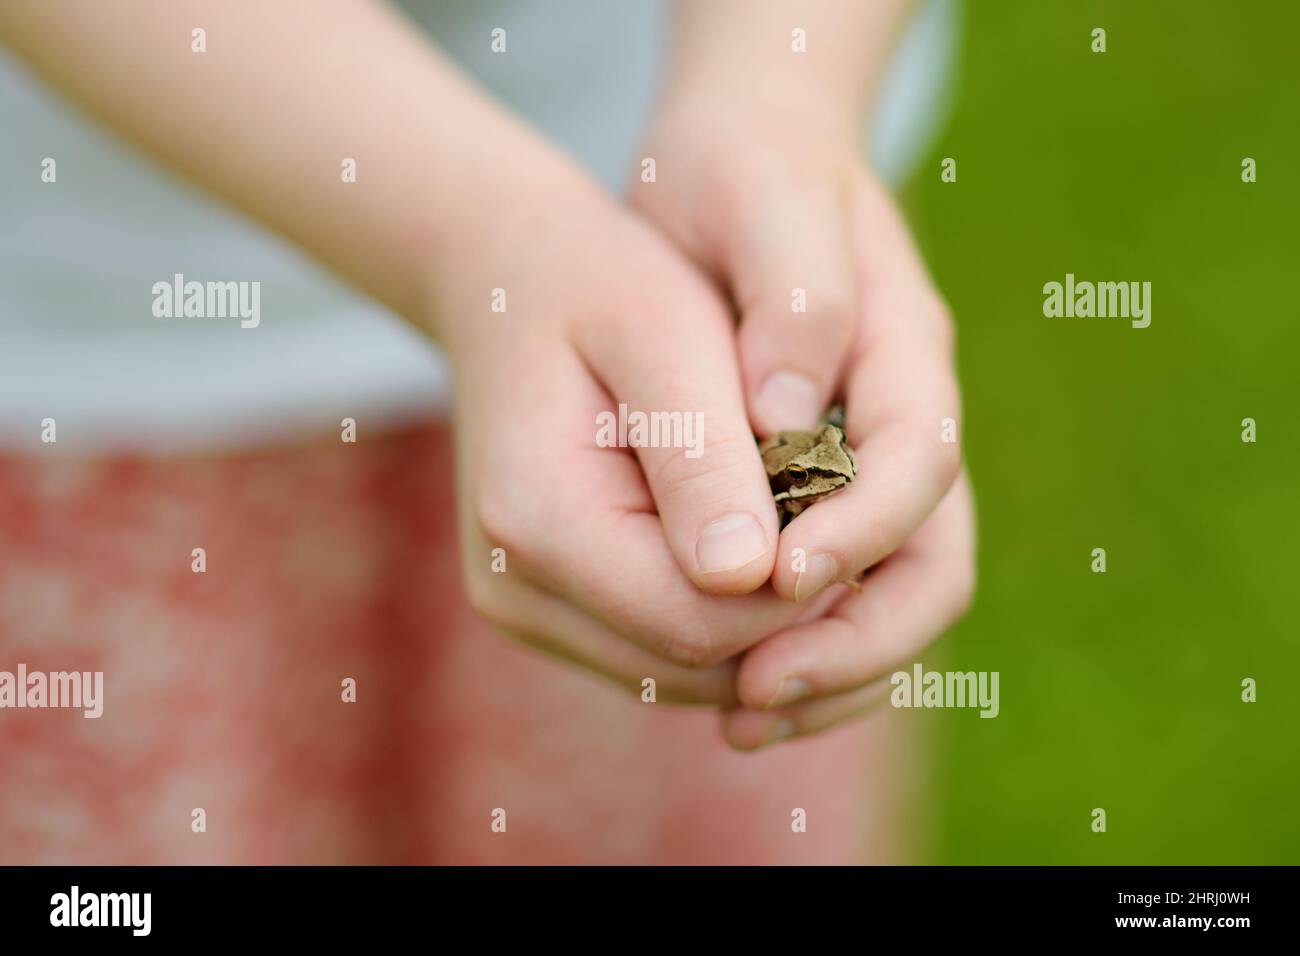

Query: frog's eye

[785,464,809,486]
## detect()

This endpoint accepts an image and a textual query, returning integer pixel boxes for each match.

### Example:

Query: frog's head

[764,423,858,504]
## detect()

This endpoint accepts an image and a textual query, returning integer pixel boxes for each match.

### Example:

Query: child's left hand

[632,115,976,747]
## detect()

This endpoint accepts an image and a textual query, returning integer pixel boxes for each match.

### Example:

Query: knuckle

[748,284,857,347]
[945,563,977,626]
[892,420,962,496]
[642,431,756,502]
[462,571,563,658]
[659,619,725,669]
[473,486,542,565]
[934,434,963,489]
[924,292,957,352]
[815,291,859,339]
[462,569,515,632]
[891,414,961,493]
[864,510,910,566]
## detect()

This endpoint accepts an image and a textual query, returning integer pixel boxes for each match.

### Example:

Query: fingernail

[766,677,811,709]
[764,718,796,746]
[794,554,839,602]
[696,513,770,573]
[756,371,822,431]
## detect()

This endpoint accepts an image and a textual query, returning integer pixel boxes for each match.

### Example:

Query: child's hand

[632,116,975,744]
[3,0,967,741]
[425,166,839,704]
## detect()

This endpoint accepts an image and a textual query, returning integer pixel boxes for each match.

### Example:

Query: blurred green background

[900,0,1300,863]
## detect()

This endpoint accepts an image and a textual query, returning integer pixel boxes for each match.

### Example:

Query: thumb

[575,265,780,597]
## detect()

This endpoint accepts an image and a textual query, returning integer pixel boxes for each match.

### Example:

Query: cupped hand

[631,116,976,744]
[424,165,840,704]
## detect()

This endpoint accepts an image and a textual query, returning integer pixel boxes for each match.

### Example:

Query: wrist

[640,93,865,197]
[414,140,606,355]
[632,101,864,242]
[653,74,866,154]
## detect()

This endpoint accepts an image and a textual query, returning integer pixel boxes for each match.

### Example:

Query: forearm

[0,0,589,337]
[659,0,912,142]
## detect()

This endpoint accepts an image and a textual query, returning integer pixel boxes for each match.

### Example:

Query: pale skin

[1,0,974,749]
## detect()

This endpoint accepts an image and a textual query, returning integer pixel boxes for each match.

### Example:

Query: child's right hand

[423,165,835,705]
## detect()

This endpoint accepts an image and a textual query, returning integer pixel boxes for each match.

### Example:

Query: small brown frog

[759,414,857,529]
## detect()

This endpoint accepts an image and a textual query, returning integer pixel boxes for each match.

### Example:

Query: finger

[770,328,961,600]
[574,235,779,595]
[721,676,894,751]
[460,520,743,707]
[769,194,962,603]
[540,504,844,669]
[729,181,859,435]
[738,472,974,710]
[481,575,741,706]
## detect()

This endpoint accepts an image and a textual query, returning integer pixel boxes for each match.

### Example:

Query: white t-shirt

[0,0,958,453]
